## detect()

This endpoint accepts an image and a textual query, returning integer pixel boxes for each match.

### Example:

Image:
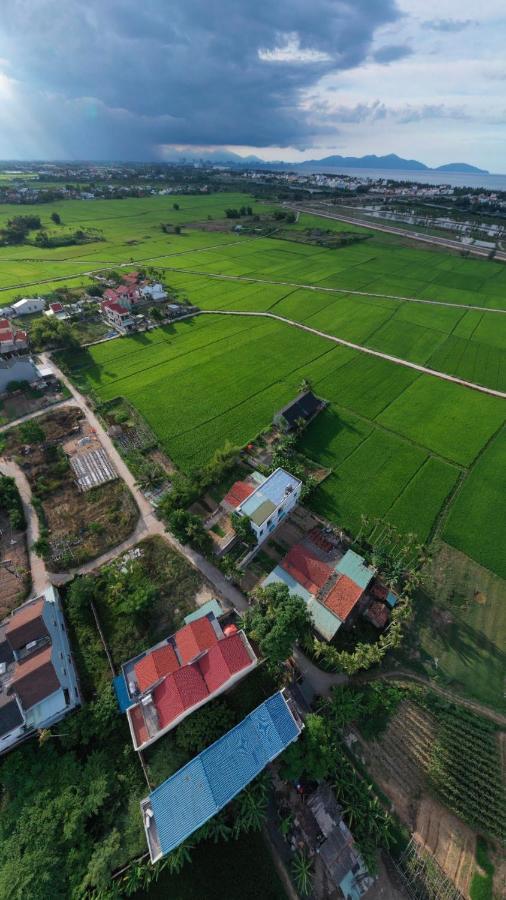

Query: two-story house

[0,586,81,754]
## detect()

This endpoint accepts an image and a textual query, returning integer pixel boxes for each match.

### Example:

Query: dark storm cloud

[0,0,402,157]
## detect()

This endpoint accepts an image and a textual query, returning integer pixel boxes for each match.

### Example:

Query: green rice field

[64,310,504,577]
[2,190,504,576]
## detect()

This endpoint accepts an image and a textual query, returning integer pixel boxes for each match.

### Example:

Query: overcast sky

[0,0,504,170]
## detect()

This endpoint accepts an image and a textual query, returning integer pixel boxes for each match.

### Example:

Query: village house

[116,610,258,752]
[139,281,167,302]
[12,297,46,316]
[141,691,302,862]
[0,319,29,357]
[0,587,81,754]
[232,467,302,546]
[43,302,70,321]
[101,300,135,333]
[263,538,376,641]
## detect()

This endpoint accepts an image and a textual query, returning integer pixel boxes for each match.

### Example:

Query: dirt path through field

[185,308,506,399]
[0,457,47,596]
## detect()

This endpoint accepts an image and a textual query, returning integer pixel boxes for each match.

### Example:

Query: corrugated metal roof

[335,550,374,590]
[113,674,134,712]
[262,566,314,603]
[307,598,342,641]
[148,692,301,856]
[184,600,222,625]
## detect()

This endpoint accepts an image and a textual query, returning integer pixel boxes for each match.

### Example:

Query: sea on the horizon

[302,166,506,192]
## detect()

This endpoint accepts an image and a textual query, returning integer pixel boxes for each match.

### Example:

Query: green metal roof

[307,597,342,641]
[183,599,223,625]
[249,498,276,526]
[335,550,375,590]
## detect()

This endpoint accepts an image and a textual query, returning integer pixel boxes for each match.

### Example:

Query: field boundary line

[155,264,506,314]
[186,309,506,399]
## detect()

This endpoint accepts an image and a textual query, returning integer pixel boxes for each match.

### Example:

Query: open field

[63,312,504,578]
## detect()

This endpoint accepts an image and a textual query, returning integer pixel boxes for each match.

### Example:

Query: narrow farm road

[357,669,506,728]
[0,398,78,434]
[188,309,506,399]
[0,457,47,596]
[37,354,251,612]
[154,263,506,315]
[289,204,506,263]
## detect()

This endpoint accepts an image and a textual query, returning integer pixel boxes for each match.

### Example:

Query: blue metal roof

[113,674,134,713]
[386,591,398,608]
[183,599,223,625]
[262,566,313,603]
[148,692,301,856]
[335,550,374,590]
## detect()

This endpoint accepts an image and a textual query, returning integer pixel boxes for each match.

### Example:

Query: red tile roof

[130,704,149,747]
[281,545,332,595]
[175,618,219,665]
[134,644,179,693]
[198,633,252,692]
[104,301,130,315]
[323,575,363,622]
[10,646,60,709]
[222,480,256,509]
[50,302,64,313]
[14,330,28,342]
[0,319,10,330]
[0,330,14,343]
[153,664,209,728]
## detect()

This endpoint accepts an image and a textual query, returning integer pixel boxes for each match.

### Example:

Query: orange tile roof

[222,480,256,508]
[175,618,219,665]
[134,644,179,694]
[323,575,363,622]
[281,545,332,595]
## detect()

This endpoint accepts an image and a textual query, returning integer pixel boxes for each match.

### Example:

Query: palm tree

[291,851,313,896]
[232,784,268,836]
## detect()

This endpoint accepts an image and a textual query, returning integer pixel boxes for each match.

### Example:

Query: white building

[139,282,167,302]
[0,586,81,754]
[12,298,46,316]
[235,467,302,545]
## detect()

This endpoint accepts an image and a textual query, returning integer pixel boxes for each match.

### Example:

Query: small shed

[273,390,324,432]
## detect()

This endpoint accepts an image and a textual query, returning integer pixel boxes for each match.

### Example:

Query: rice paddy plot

[307,429,432,536]
[315,353,420,419]
[443,427,506,578]
[386,457,461,542]
[376,376,505,466]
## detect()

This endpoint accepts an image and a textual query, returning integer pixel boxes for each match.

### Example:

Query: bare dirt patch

[3,407,139,571]
[0,513,30,615]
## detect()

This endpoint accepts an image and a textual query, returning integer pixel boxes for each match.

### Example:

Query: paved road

[291,204,506,263]
[0,458,47,596]
[292,647,348,696]
[191,309,506,399]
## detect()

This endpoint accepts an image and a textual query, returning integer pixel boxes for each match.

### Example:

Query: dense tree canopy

[243,583,311,671]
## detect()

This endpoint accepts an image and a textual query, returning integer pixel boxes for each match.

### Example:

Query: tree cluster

[0,214,41,245]
[225,206,253,218]
[243,582,312,673]
[29,316,80,352]
[0,474,26,531]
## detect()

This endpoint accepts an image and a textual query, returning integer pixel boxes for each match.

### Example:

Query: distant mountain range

[165,149,488,175]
